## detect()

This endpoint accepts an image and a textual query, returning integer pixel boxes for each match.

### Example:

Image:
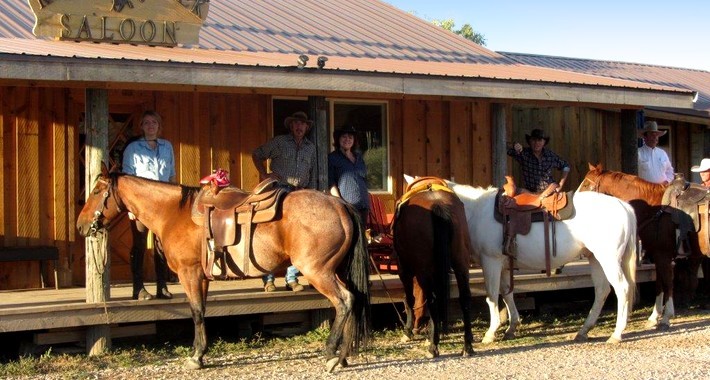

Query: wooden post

[492,103,508,187]
[84,88,112,355]
[309,96,329,191]
[620,109,639,175]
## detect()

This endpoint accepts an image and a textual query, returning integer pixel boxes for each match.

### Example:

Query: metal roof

[0,0,697,108]
[503,52,710,118]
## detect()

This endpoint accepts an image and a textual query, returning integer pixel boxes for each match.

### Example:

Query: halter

[579,175,601,192]
[88,177,122,236]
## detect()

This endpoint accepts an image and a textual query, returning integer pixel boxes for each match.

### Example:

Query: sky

[384,0,710,72]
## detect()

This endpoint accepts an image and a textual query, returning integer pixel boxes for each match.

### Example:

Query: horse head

[76,173,124,237]
[577,162,605,192]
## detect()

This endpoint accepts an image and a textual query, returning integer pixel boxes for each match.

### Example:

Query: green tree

[433,18,486,46]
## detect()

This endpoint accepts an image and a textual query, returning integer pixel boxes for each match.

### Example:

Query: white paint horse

[447,181,638,343]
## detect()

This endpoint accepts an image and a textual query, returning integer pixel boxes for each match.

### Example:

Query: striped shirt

[252,134,316,189]
[328,150,370,211]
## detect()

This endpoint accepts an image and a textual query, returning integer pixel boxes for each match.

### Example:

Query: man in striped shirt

[251,111,316,292]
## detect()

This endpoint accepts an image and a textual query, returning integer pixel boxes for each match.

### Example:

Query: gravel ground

[19,308,710,380]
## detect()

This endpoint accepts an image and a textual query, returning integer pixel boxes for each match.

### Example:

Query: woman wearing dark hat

[328,125,370,224]
[507,128,570,196]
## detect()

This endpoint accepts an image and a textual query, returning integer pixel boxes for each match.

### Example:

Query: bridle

[88,177,122,236]
[579,176,601,192]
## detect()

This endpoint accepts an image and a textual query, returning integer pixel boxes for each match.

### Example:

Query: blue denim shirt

[328,150,370,211]
[122,138,176,182]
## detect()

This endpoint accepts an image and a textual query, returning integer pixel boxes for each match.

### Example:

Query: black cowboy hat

[333,125,358,140]
[525,128,550,145]
[284,111,313,128]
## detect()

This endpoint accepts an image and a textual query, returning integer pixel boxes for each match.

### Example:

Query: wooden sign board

[28,0,210,46]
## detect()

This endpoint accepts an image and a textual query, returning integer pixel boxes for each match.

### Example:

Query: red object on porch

[366,193,397,273]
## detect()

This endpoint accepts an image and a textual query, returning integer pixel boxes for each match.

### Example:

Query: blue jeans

[263,265,300,284]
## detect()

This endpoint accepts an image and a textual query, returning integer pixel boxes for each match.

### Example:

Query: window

[332,101,388,191]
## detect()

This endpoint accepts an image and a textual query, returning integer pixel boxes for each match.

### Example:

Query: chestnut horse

[76,173,370,373]
[579,163,704,330]
[393,175,475,358]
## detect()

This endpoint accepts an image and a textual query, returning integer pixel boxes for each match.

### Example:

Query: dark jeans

[130,219,170,295]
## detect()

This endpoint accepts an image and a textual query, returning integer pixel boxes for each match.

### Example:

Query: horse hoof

[606,336,622,344]
[425,349,439,359]
[503,332,516,340]
[339,358,348,368]
[481,334,496,344]
[462,346,475,357]
[326,357,339,373]
[400,334,411,343]
[657,323,670,332]
[645,320,658,329]
[573,333,588,342]
[185,357,202,370]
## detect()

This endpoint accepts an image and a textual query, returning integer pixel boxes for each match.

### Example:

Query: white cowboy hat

[691,158,710,172]
[638,121,667,137]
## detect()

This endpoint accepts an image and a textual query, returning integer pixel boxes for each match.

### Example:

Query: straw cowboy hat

[691,158,710,173]
[525,128,550,145]
[284,111,313,129]
[639,121,667,137]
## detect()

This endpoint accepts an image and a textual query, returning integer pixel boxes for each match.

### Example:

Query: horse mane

[107,172,200,209]
[599,169,665,203]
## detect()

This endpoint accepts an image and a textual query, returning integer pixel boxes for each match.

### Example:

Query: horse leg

[500,271,520,341]
[310,277,353,373]
[575,255,610,342]
[425,308,439,359]
[657,255,674,331]
[178,267,209,369]
[454,268,474,356]
[481,256,504,343]
[646,292,664,328]
[399,276,416,343]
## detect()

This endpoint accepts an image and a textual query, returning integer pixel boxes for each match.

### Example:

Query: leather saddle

[192,178,290,280]
[662,173,710,253]
[495,176,575,277]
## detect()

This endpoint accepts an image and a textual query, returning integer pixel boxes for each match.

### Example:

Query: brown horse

[76,173,370,372]
[579,163,703,330]
[392,175,475,358]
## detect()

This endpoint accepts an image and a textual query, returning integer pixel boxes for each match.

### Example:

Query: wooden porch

[0,261,656,349]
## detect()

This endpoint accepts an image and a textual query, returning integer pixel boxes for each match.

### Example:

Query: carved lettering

[59,14,71,38]
[140,20,156,42]
[119,18,136,40]
[76,15,92,39]
[100,17,114,41]
[163,21,176,44]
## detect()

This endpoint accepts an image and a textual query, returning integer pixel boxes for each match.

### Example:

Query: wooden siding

[1,85,701,290]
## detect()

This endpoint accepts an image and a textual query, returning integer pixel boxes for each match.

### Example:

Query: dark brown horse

[579,163,703,330]
[392,175,475,358]
[76,173,370,372]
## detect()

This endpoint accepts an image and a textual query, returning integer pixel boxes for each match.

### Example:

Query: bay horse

[76,173,370,373]
[447,180,637,344]
[392,175,475,358]
[578,163,704,330]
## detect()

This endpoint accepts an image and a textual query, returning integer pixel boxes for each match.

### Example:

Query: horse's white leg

[658,296,674,331]
[500,270,520,340]
[481,256,504,344]
[646,293,664,328]
[575,256,610,342]
[608,274,633,344]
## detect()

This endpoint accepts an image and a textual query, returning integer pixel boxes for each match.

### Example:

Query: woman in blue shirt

[328,125,370,224]
[122,110,175,300]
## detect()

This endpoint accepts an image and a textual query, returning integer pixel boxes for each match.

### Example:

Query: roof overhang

[0,53,696,109]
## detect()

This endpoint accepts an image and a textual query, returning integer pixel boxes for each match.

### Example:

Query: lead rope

[369,252,407,328]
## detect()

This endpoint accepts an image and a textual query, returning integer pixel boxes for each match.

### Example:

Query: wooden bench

[0,246,59,289]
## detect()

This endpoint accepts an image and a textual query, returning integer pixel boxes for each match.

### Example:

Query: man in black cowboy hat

[507,128,570,196]
[252,111,316,293]
[638,120,674,185]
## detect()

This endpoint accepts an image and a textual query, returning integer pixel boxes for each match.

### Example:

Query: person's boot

[133,287,154,300]
[286,280,305,292]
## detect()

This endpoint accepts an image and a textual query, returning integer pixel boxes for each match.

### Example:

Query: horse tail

[341,203,371,355]
[622,205,638,313]
[432,203,453,333]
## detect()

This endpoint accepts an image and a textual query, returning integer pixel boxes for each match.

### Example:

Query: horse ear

[403,174,414,185]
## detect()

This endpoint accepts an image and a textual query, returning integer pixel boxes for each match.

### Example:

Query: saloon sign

[28,0,210,46]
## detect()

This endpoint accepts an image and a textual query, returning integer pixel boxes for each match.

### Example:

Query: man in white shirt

[638,121,674,185]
